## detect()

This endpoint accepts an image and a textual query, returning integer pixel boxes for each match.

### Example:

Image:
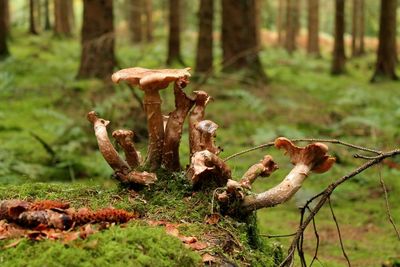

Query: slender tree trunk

[67,0,75,29]
[0,0,9,59]
[4,0,9,35]
[29,0,38,35]
[358,0,365,55]
[54,0,73,37]
[195,0,213,73]
[166,0,183,65]
[36,0,41,32]
[331,0,346,75]
[277,0,285,46]
[77,0,116,80]
[128,0,143,43]
[371,0,398,81]
[44,0,51,30]
[285,0,297,53]
[351,0,365,57]
[307,0,320,56]
[222,0,267,82]
[144,0,152,42]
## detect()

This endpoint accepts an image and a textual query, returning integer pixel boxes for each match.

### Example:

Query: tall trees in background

[144,0,153,42]
[77,0,115,80]
[221,0,266,81]
[276,0,285,46]
[0,0,9,59]
[128,0,143,43]
[351,0,365,57]
[331,0,346,75]
[195,0,213,73]
[54,0,74,37]
[284,0,299,54]
[44,0,51,31]
[307,0,320,56]
[371,0,398,81]
[166,0,183,65]
[29,0,38,35]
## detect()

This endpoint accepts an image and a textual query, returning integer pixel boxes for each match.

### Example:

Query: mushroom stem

[143,90,164,170]
[240,155,278,189]
[189,91,211,157]
[162,78,195,171]
[112,130,141,169]
[242,163,311,212]
[187,150,231,188]
[87,111,130,173]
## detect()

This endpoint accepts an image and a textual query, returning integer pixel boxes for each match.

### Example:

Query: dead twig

[378,164,400,240]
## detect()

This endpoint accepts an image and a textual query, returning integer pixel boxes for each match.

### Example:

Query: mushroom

[112,129,141,168]
[187,150,231,188]
[188,91,212,157]
[196,120,220,155]
[162,77,195,171]
[112,67,191,170]
[240,155,278,189]
[242,137,335,212]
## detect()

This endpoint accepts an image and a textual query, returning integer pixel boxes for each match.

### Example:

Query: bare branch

[112,129,141,168]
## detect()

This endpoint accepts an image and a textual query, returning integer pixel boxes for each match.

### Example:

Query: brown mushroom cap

[275,137,336,173]
[111,67,191,90]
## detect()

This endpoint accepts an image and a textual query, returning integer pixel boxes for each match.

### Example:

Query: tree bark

[29,0,38,35]
[128,0,143,43]
[331,0,346,75]
[351,0,365,57]
[221,0,267,81]
[44,0,51,30]
[371,0,398,81]
[77,0,116,80]
[284,0,298,53]
[0,0,9,59]
[277,0,285,46]
[54,0,73,37]
[195,0,214,73]
[307,0,320,56]
[144,0,152,42]
[166,0,183,65]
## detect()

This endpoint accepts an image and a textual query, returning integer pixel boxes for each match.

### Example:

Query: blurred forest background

[0,0,400,266]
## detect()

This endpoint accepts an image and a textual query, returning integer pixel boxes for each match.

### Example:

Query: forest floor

[1,31,400,266]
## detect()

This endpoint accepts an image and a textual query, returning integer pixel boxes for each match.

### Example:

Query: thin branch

[224,138,382,162]
[260,233,297,238]
[297,208,307,267]
[307,207,321,267]
[328,197,351,267]
[378,164,400,240]
[279,148,400,267]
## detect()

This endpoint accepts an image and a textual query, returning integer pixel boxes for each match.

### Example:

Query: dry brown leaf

[202,253,219,264]
[2,238,23,249]
[187,241,208,250]
[205,213,220,225]
[165,224,179,237]
[179,235,197,244]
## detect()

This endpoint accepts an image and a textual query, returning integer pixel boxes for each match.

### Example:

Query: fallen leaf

[165,224,179,237]
[205,213,220,225]
[187,241,208,250]
[179,235,197,244]
[3,238,23,249]
[202,253,219,264]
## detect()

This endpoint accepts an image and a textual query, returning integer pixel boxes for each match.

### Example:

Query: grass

[1,29,400,266]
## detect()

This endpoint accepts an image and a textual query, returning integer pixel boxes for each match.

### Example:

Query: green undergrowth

[0,174,283,266]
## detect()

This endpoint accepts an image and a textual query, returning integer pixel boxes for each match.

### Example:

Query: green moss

[0,223,201,267]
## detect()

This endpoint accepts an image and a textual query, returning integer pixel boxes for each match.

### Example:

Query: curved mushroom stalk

[112,67,191,170]
[189,91,211,157]
[112,129,141,168]
[87,111,157,186]
[162,77,195,171]
[196,120,221,155]
[240,155,278,189]
[87,111,130,174]
[187,150,231,188]
[242,138,335,212]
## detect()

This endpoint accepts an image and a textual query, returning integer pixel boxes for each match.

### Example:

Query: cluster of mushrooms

[88,67,335,215]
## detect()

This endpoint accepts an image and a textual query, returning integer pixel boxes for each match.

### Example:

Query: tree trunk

[144,0,152,42]
[371,0,398,81]
[307,0,320,56]
[29,0,38,35]
[44,0,51,30]
[331,0,346,75]
[77,0,116,80]
[166,0,183,65]
[0,0,9,59]
[195,0,213,73]
[54,0,73,37]
[284,0,298,53]
[221,0,267,82]
[277,0,285,46]
[128,0,143,43]
[351,0,365,57]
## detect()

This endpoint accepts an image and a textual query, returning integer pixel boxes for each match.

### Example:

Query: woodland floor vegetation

[1,30,400,266]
